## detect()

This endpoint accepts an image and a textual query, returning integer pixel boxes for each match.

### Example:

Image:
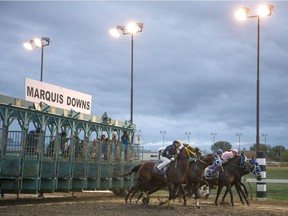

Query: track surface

[0,192,287,216]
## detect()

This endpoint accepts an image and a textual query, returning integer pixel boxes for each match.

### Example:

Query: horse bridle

[227,155,251,171]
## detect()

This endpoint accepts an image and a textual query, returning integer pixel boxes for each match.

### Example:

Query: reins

[226,155,250,169]
[180,146,198,178]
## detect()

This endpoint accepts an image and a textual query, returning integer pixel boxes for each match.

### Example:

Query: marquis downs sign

[25,78,92,114]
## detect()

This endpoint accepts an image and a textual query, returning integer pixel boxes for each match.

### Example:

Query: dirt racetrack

[0,191,287,216]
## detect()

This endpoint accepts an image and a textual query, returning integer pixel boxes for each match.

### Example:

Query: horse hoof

[142,197,150,205]
[197,206,201,209]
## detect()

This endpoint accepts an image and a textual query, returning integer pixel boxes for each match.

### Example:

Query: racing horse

[126,144,201,207]
[214,153,254,207]
[171,153,223,208]
[188,153,261,206]
[220,156,262,205]
[181,154,223,208]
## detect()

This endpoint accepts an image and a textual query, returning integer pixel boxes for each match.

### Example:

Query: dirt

[0,192,287,216]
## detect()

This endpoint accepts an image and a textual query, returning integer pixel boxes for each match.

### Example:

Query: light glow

[23,42,33,50]
[126,22,140,34]
[257,4,273,17]
[235,7,250,21]
[109,28,120,37]
[33,38,42,47]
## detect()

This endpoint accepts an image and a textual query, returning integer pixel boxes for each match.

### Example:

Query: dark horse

[214,153,255,207]
[220,156,262,205]
[178,153,223,208]
[125,145,201,207]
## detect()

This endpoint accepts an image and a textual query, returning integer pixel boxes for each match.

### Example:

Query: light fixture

[109,22,143,124]
[257,4,274,17]
[23,37,50,82]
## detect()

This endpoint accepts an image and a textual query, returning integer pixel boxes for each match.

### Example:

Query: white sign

[25,78,92,114]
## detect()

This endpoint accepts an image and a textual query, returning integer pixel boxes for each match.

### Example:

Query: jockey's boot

[154,164,164,175]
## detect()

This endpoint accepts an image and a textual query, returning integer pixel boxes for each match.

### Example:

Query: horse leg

[159,183,174,208]
[221,188,229,204]
[125,186,133,203]
[227,184,234,207]
[215,183,224,206]
[130,188,141,204]
[240,182,249,198]
[235,182,250,205]
[193,182,202,209]
[125,182,139,203]
[234,183,245,205]
[178,185,187,206]
[142,190,150,205]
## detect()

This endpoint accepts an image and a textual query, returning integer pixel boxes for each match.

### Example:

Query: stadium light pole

[235,4,273,201]
[262,133,268,145]
[109,22,144,124]
[211,132,217,145]
[160,131,166,147]
[23,37,50,82]
[236,133,242,152]
[185,131,191,144]
[235,4,273,154]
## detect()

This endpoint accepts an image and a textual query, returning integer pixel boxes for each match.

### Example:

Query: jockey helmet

[216,148,223,155]
[173,140,182,148]
[231,149,238,154]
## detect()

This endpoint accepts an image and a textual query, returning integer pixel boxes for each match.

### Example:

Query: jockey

[205,155,223,179]
[157,146,166,160]
[156,140,182,171]
[221,148,239,163]
[216,148,223,157]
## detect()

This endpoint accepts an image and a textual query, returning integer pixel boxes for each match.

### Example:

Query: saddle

[153,162,168,175]
[204,166,220,180]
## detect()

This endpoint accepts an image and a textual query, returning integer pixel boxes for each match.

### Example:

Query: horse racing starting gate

[0,94,141,195]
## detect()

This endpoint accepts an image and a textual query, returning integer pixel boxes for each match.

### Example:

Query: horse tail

[120,164,142,177]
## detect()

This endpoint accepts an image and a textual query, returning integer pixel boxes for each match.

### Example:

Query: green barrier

[39,160,57,193]
[86,162,100,190]
[56,160,72,192]
[112,163,124,188]
[21,158,40,193]
[99,163,111,189]
[0,158,22,194]
[72,161,87,191]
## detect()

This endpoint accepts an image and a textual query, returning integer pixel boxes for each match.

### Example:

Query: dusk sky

[0,1,287,152]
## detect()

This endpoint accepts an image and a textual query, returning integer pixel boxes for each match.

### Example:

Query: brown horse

[220,156,262,205]
[126,145,201,206]
[182,153,223,208]
[214,154,253,207]
[170,154,222,207]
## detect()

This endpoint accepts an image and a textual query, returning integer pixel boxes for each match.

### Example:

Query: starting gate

[0,94,141,195]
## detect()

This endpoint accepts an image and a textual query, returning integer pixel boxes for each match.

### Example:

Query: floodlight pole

[130,34,134,124]
[256,16,260,153]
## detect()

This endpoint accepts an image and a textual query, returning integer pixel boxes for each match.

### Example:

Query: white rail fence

[242,178,288,199]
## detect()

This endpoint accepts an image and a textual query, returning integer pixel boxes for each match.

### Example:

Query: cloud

[0,1,287,152]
